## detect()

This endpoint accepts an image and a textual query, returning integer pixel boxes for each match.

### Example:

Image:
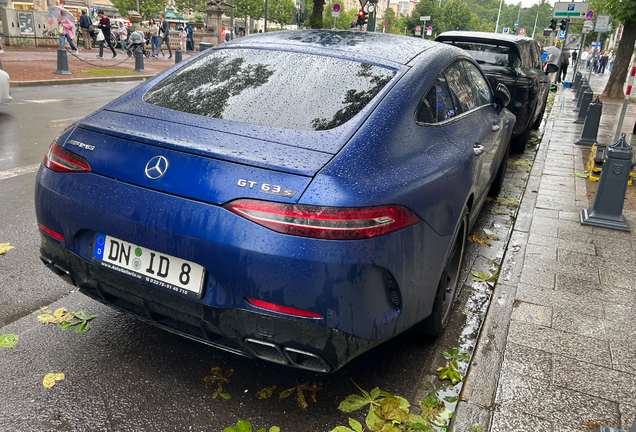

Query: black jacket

[160,20,170,39]
[80,14,91,29]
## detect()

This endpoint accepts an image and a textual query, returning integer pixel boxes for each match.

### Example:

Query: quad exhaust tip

[245,339,331,372]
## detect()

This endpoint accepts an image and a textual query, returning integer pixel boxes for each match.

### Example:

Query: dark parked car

[35,30,514,372]
[435,32,550,153]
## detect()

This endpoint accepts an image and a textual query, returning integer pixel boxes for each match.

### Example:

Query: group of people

[580,48,616,74]
[57,9,195,60]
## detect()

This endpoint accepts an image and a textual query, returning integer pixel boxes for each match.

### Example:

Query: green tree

[602,0,636,99]
[322,0,357,29]
[111,0,167,18]
[229,0,265,32]
[309,0,325,28]
[384,7,404,34]
[269,0,294,28]
[174,0,206,16]
[441,0,477,32]
[403,0,442,37]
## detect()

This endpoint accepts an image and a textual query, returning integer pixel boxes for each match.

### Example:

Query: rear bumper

[40,237,376,372]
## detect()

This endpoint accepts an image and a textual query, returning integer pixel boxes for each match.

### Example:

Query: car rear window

[143,48,396,131]
[441,41,521,68]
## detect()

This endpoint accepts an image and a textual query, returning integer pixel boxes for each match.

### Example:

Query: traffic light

[350,21,356,28]
[357,10,368,27]
[549,19,557,30]
[560,19,567,31]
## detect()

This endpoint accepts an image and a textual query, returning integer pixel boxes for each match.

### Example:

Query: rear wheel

[510,126,530,154]
[488,140,510,198]
[417,208,468,337]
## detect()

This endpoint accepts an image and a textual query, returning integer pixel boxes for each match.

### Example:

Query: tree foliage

[111,0,168,18]
[174,0,207,16]
[602,0,636,99]
[269,0,295,28]
[228,0,265,31]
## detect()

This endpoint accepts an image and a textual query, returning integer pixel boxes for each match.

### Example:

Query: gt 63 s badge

[237,179,296,198]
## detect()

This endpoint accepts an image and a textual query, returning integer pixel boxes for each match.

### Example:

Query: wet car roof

[227,30,437,66]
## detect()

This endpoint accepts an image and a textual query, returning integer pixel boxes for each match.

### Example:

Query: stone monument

[128,11,143,32]
[205,0,230,46]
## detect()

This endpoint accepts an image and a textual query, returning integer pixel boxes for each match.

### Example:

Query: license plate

[93,233,206,298]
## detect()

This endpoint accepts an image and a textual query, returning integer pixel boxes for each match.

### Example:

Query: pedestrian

[147,18,161,57]
[609,50,615,72]
[58,10,79,53]
[580,49,588,70]
[158,13,172,59]
[0,38,4,54]
[225,30,230,42]
[118,21,128,54]
[598,51,608,74]
[185,22,194,51]
[79,9,92,50]
[179,26,187,51]
[96,10,117,58]
[558,49,569,84]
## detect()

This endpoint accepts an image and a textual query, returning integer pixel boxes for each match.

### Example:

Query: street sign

[359,0,368,8]
[514,22,519,27]
[427,26,432,31]
[585,10,593,20]
[420,16,431,21]
[415,25,422,35]
[564,33,583,49]
[519,27,526,36]
[331,11,340,17]
[333,3,340,12]
[543,28,553,36]
[552,2,589,19]
[426,29,432,36]
[582,20,594,34]
[595,15,611,33]
[558,29,566,40]
[503,27,509,34]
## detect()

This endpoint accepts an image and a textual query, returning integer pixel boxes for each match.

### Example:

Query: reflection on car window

[444,62,476,114]
[416,75,456,124]
[435,75,456,122]
[143,49,396,131]
[462,61,492,107]
[446,42,521,68]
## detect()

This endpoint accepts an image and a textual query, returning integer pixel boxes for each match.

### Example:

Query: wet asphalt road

[0,81,536,432]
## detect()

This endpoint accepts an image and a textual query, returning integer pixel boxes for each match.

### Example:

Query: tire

[416,208,468,337]
[144,50,151,58]
[488,140,510,198]
[531,107,545,129]
[111,34,118,49]
[510,126,530,154]
[126,49,133,57]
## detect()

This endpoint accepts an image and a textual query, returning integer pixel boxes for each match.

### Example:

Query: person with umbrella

[50,7,79,53]
[96,10,117,59]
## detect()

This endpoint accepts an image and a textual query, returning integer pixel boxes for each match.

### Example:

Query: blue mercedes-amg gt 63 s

[35,30,514,372]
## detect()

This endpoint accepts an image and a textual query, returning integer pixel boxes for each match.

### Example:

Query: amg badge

[237,179,297,198]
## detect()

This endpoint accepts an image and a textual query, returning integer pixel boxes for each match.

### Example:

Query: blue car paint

[35,30,515,371]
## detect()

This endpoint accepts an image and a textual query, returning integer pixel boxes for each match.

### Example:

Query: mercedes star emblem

[145,156,169,180]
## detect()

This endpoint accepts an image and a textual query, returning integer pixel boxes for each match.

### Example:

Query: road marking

[0,164,41,181]
[24,99,72,104]
[51,117,84,123]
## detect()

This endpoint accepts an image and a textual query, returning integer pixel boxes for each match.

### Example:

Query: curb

[10,75,154,87]
[450,91,561,432]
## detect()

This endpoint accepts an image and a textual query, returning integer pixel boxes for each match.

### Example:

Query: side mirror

[545,63,559,74]
[494,83,511,114]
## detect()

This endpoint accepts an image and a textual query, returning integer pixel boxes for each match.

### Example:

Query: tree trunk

[311,0,324,29]
[602,22,636,100]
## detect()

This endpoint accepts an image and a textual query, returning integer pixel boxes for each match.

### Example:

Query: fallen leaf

[43,373,65,388]
[0,334,18,349]
[467,234,499,247]
[256,386,277,400]
[570,172,589,178]
[0,243,14,256]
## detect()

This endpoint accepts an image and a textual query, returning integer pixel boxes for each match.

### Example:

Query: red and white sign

[359,0,368,8]
[519,27,526,35]
[415,25,422,35]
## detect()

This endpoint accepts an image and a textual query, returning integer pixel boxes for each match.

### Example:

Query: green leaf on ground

[0,243,14,256]
[0,334,18,349]
[471,270,499,283]
[570,172,589,178]
[256,385,277,400]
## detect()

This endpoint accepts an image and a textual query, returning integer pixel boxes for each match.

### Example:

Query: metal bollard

[54,48,72,75]
[133,48,146,73]
[574,81,590,112]
[580,133,633,231]
[572,71,582,92]
[573,77,588,102]
[175,47,182,64]
[574,88,594,124]
[576,97,603,146]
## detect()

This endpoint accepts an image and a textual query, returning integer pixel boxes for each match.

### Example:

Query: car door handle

[473,143,485,155]
[492,124,501,131]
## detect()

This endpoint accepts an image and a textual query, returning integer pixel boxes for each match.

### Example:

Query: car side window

[462,61,492,107]
[444,61,476,114]
[520,45,532,68]
[416,75,457,124]
[532,44,543,70]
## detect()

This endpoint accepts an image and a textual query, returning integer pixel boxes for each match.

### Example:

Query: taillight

[246,298,323,319]
[38,223,65,241]
[224,199,421,240]
[43,140,91,173]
